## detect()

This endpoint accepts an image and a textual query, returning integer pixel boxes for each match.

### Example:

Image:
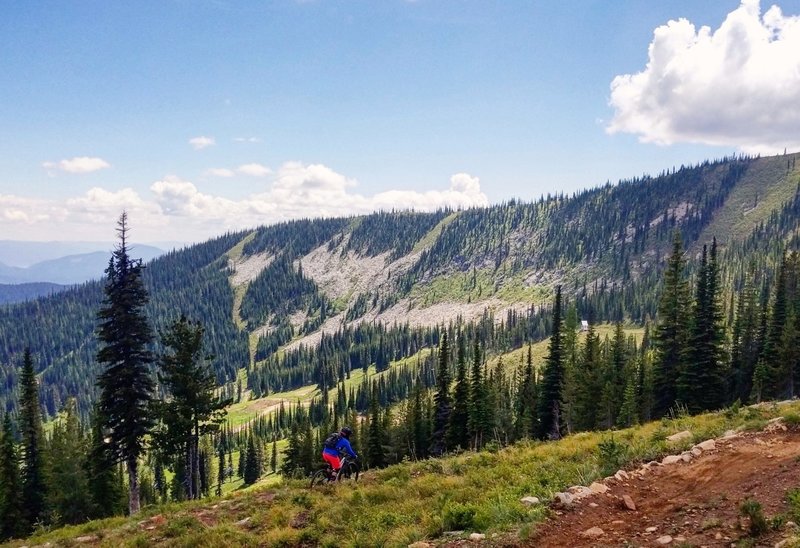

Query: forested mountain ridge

[1,152,799,417]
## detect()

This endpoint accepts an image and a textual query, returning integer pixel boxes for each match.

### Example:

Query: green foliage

[740,498,769,537]
[442,501,478,531]
[597,435,628,477]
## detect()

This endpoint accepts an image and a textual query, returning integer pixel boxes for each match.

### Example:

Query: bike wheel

[309,468,329,488]
[336,462,359,483]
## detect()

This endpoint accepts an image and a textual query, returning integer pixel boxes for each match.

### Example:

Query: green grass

[18,400,800,548]
[411,212,459,255]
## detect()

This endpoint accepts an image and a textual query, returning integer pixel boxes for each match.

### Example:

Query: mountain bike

[309,455,360,488]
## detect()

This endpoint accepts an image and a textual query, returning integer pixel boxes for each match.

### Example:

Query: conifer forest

[1,152,800,538]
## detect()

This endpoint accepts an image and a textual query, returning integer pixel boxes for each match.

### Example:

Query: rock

[721,430,738,440]
[662,455,682,465]
[786,521,798,529]
[236,517,252,527]
[774,539,791,548]
[74,537,98,544]
[614,469,630,481]
[554,492,574,506]
[622,494,637,511]
[408,543,432,548]
[715,532,723,540]
[690,447,703,457]
[646,526,658,532]
[589,502,599,508]
[589,482,609,494]
[666,430,692,443]
[680,452,693,462]
[612,520,625,525]
[674,536,686,542]
[696,439,716,451]
[656,535,673,544]
[469,533,486,541]
[520,496,540,505]
[569,486,593,500]
[580,526,605,538]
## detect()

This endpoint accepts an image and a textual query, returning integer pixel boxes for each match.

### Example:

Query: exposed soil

[529,426,800,547]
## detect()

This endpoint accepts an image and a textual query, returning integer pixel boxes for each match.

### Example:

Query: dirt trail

[530,428,800,547]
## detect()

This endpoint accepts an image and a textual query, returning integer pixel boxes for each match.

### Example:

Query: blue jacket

[323,436,357,459]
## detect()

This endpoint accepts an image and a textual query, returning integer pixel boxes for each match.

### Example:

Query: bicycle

[309,455,360,488]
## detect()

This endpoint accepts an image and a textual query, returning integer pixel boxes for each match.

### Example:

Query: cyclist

[321,426,358,478]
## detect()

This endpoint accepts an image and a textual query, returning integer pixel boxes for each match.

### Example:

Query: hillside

[7,402,800,547]
[1,152,799,418]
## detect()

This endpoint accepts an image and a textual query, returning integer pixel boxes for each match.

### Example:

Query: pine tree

[730,266,760,404]
[653,230,690,417]
[153,316,228,500]
[95,212,155,515]
[216,445,225,496]
[574,322,601,431]
[243,437,260,485]
[537,286,565,440]
[47,398,91,525]
[19,348,47,529]
[680,239,727,413]
[366,390,385,468]
[0,414,24,540]
[467,341,488,450]
[87,406,124,519]
[429,333,451,456]
[270,438,278,474]
[447,336,470,450]
[514,345,537,438]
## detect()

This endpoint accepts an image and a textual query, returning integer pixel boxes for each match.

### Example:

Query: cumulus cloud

[0,163,489,241]
[189,136,215,150]
[42,156,111,174]
[237,163,272,177]
[608,0,800,153]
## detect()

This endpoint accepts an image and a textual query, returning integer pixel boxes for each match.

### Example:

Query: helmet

[340,426,353,438]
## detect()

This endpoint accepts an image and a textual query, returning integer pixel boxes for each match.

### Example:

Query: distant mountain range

[0,282,68,305]
[0,244,166,285]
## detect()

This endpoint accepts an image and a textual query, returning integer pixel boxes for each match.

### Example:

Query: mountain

[0,240,180,268]
[0,282,68,305]
[0,245,165,285]
[0,152,799,416]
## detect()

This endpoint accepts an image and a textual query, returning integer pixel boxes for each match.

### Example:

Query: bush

[783,412,800,427]
[442,501,478,531]
[740,498,768,537]
[597,435,628,477]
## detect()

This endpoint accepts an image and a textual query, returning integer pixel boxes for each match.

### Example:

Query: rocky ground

[528,421,800,547]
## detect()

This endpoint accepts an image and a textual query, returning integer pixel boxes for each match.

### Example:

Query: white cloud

[189,136,215,150]
[608,0,800,153]
[234,137,261,143]
[205,168,236,178]
[42,156,111,174]
[237,163,272,177]
[0,163,489,241]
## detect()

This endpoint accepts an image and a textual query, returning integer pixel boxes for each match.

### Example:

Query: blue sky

[1,0,799,242]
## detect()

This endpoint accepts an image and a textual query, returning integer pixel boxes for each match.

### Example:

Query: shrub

[597,435,628,477]
[442,501,478,531]
[740,498,768,537]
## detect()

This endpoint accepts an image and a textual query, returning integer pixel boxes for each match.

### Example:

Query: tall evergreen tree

[0,414,23,540]
[87,406,124,519]
[153,315,228,500]
[447,336,470,450]
[429,333,451,456]
[537,285,565,440]
[95,212,155,515]
[47,398,91,525]
[243,437,260,485]
[515,345,538,438]
[366,389,386,468]
[730,265,760,403]
[653,230,690,417]
[680,239,727,413]
[19,348,47,529]
[467,341,488,450]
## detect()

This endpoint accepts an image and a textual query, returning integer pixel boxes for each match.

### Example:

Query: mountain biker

[322,426,358,477]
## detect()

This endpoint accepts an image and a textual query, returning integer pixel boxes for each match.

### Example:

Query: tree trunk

[185,441,194,500]
[127,457,140,515]
[192,421,200,499]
